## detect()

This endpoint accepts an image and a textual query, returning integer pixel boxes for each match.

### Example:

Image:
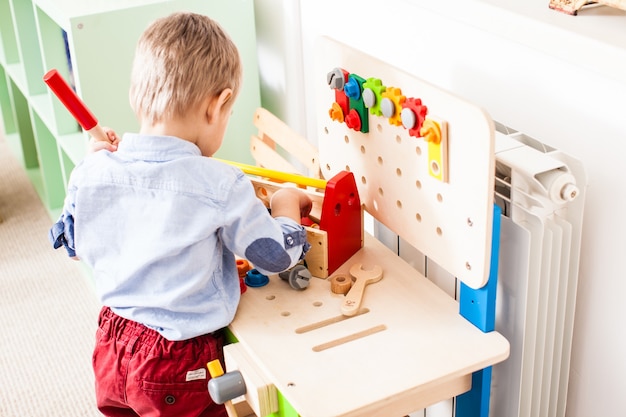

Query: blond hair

[129,12,242,124]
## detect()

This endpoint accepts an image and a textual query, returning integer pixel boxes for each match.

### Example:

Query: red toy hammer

[43,69,108,142]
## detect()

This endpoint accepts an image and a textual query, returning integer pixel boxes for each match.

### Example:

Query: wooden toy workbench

[226,37,510,417]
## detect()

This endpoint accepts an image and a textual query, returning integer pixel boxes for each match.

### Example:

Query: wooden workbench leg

[457,205,502,417]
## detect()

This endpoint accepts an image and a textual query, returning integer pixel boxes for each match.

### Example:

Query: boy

[49,12,311,417]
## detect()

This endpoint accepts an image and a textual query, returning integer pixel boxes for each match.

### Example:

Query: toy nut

[245,269,269,287]
[329,102,344,122]
[330,274,352,295]
[236,259,251,278]
[345,109,362,131]
[344,78,361,100]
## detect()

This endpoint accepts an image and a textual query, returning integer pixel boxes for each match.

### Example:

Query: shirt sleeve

[49,170,79,257]
[219,172,310,275]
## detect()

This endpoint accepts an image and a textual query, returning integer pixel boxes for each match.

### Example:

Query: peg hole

[431,160,440,175]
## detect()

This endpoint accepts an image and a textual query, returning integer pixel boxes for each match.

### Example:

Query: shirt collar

[117,133,202,161]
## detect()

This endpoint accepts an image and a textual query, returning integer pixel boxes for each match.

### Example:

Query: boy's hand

[88,127,120,153]
[270,188,312,224]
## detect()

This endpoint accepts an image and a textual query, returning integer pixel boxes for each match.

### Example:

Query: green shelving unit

[0,0,261,215]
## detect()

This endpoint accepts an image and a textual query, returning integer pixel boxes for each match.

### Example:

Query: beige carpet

[0,135,101,416]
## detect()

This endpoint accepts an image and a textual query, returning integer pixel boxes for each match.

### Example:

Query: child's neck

[139,117,200,144]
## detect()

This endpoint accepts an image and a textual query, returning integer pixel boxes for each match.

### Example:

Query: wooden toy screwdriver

[43,69,109,143]
[213,158,327,189]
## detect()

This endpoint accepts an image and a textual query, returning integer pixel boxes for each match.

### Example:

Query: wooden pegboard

[316,37,495,289]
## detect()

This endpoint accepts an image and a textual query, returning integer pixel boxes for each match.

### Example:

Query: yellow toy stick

[214,158,327,189]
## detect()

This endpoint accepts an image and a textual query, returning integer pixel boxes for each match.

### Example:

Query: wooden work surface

[228,234,509,417]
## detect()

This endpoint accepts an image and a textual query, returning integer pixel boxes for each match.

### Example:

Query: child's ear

[207,88,233,123]
[218,88,233,109]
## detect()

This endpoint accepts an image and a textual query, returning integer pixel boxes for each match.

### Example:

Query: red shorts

[93,307,228,417]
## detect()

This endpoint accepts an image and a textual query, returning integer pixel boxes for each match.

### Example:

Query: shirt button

[286,236,294,246]
[165,395,176,405]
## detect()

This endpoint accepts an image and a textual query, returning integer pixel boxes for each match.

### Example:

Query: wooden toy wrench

[341,263,383,316]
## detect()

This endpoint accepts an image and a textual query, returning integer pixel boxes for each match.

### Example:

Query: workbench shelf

[0,0,261,215]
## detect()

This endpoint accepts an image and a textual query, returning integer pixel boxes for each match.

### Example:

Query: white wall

[253,0,626,416]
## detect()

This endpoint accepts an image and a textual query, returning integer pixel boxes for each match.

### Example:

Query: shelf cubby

[0,0,261,216]
[8,74,38,170]
[0,0,19,65]
[30,110,65,209]
[10,0,46,96]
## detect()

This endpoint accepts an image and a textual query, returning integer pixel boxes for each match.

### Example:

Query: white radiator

[388,125,586,417]
[490,125,586,417]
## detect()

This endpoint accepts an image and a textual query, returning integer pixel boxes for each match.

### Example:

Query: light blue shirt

[50,134,308,340]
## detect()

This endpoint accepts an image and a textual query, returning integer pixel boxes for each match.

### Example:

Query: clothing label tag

[186,368,207,381]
